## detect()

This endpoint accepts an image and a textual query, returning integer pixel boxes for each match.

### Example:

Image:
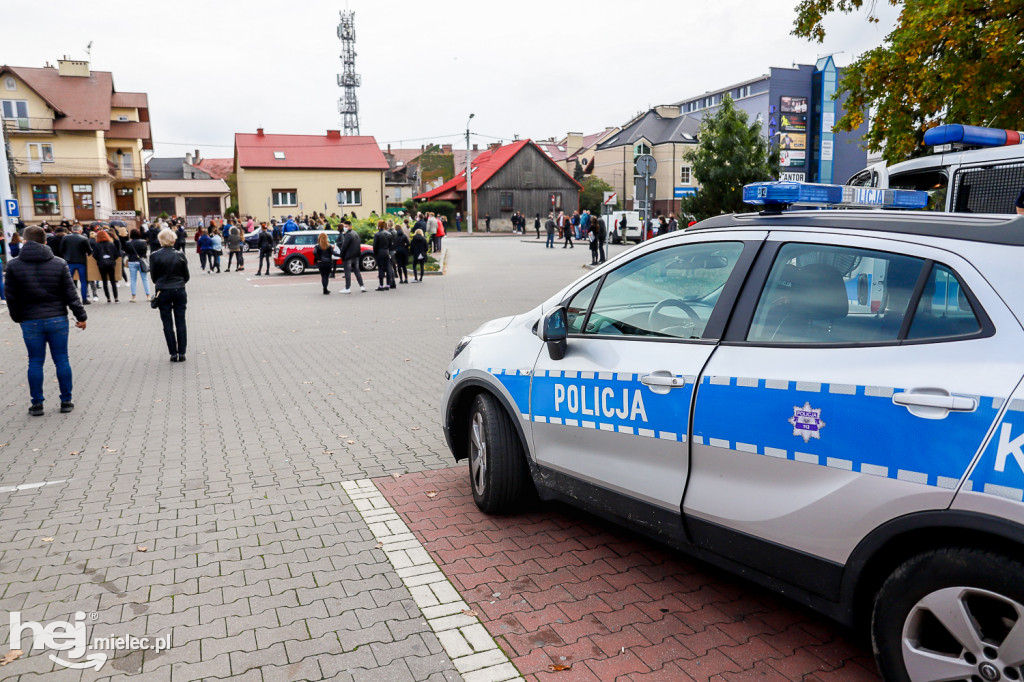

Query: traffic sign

[674,187,697,198]
[602,192,617,206]
[635,155,657,176]
[4,199,18,218]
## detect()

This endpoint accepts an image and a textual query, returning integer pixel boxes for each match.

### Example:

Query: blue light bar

[924,124,1022,147]
[743,182,843,207]
[743,181,929,210]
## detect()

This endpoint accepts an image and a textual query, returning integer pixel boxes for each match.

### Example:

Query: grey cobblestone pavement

[0,235,606,681]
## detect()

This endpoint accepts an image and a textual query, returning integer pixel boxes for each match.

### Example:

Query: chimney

[488,142,501,152]
[185,152,193,165]
[441,144,452,154]
[472,144,478,151]
[566,132,584,153]
[194,149,200,164]
[326,130,341,139]
[387,144,391,155]
[57,59,90,77]
[256,127,264,136]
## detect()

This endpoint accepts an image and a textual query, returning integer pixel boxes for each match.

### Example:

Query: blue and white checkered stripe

[692,375,998,491]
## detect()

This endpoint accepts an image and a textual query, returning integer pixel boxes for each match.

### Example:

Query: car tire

[284,256,306,275]
[467,393,528,514]
[360,253,376,271]
[612,233,621,245]
[871,548,1024,682]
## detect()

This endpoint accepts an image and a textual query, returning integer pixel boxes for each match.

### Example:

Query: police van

[443,181,1024,681]
[847,124,1024,214]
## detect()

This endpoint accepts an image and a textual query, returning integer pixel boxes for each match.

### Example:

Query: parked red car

[274,230,376,275]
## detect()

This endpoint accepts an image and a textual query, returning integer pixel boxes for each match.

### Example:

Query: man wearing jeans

[5,226,88,416]
[60,223,92,304]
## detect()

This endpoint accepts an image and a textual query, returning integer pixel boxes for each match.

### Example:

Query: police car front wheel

[872,548,1024,682]
[468,393,529,514]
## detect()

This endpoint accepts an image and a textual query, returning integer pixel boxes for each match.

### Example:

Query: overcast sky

[5,0,899,160]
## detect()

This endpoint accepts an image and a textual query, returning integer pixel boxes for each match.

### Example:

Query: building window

[499,191,514,210]
[32,184,60,215]
[680,166,691,184]
[1,99,29,129]
[272,189,297,207]
[273,151,285,160]
[337,189,362,206]
[633,143,651,158]
[28,143,54,162]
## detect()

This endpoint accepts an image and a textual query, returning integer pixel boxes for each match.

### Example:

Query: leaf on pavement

[41,537,53,542]
[347,440,355,445]
[375,541,384,549]
[137,546,148,552]
[411,427,420,431]
[460,609,478,617]
[391,473,402,479]
[426,491,437,498]
[0,650,23,665]
[548,664,571,672]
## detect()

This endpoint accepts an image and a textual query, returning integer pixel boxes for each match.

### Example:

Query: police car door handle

[892,392,977,412]
[640,372,686,393]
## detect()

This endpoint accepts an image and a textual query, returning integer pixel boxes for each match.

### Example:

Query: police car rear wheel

[468,393,527,514]
[872,548,1024,682]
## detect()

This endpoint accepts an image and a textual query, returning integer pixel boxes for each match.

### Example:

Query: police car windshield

[580,242,743,339]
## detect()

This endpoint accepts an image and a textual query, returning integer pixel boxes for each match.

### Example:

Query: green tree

[579,176,618,215]
[573,159,585,182]
[793,0,1024,164]
[678,96,774,221]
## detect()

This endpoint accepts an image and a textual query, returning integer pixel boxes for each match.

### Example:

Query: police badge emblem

[790,402,825,442]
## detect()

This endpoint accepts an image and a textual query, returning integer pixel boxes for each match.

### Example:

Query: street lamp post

[465,113,474,234]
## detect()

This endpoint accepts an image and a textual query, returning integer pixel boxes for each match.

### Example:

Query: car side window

[566,280,598,334]
[907,264,982,340]
[747,243,925,344]
[582,242,743,339]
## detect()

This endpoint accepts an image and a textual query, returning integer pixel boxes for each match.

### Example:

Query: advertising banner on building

[779,150,806,167]
[780,96,808,114]
[779,132,806,150]
[780,113,807,132]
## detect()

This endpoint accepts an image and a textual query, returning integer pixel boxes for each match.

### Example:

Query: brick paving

[0,235,879,680]
[375,469,882,682]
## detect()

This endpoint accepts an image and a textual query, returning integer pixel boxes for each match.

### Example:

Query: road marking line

[341,479,523,682]
[0,479,67,494]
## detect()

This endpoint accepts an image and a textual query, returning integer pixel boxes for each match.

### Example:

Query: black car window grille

[952,162,1024,214]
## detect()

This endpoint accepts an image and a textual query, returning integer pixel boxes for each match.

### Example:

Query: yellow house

[235,129,387,221]
[0,59,152,223]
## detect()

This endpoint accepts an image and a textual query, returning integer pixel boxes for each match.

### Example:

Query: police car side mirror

[539,307,568,361]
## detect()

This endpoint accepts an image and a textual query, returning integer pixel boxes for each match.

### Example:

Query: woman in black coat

[410,228,429,282]
[393,224,410,284]
[92,230,121,303]
[150,228,190,362]
[312,232,335,295]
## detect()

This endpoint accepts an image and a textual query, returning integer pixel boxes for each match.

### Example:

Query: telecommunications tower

[337,10,361,135]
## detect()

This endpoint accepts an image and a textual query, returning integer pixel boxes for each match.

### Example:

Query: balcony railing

[10,158,110,177]
[2,117,55,134]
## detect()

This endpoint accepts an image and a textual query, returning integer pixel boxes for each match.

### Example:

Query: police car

[442,181,1024,682]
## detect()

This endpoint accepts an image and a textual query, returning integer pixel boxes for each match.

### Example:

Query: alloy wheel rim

[902,586,1024,681]
[469,411,486,495]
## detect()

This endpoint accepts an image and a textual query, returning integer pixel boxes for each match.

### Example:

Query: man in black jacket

[59,224,92,304]
[337,223,365,293]
[255,224,275,276]
[372,222,395,291]
[6,226,88,416]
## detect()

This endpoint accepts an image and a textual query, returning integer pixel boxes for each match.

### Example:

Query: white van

[847,124,1024,214]
[605,210,642,244]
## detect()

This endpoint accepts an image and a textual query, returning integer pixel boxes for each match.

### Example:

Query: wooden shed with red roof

[415,140,581,231]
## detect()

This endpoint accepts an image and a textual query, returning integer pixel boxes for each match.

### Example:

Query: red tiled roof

[112,91,148,108]
[235,132,389,170]
[0,65,114,130]
[415,140,581,201]
[384,148,425,166]
[195,158,234,180]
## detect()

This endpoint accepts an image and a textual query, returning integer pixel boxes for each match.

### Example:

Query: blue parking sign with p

[4,199,18,218]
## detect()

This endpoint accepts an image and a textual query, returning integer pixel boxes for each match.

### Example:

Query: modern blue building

[673,57,868,185]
